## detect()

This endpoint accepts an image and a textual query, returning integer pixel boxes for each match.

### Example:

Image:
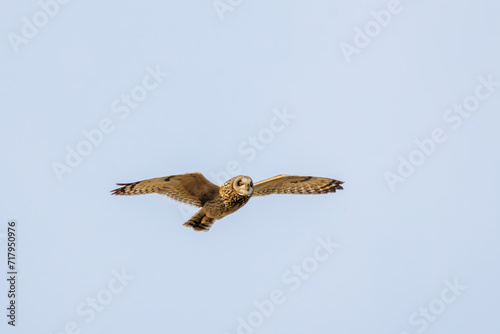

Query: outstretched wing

[111,172,219,207]
[252,175,343,196]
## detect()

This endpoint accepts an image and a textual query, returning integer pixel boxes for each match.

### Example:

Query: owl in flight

[111,173,343,232]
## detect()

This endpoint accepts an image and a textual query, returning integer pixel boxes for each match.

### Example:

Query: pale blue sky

[1,0,499,333]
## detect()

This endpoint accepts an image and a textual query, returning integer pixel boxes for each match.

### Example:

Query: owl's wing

[252,175,343,196]
[111,172,219,207]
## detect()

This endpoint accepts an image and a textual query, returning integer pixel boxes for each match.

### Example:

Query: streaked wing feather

[111,172,219,207]
[252,175,343,196]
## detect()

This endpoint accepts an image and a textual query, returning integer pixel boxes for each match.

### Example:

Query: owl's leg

[183,209,216,232]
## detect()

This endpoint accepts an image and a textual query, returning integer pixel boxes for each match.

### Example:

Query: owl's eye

[237,180,244,187]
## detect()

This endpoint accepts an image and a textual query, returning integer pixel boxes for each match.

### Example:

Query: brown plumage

[111,172,344,232]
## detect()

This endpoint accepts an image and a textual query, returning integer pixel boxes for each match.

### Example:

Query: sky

[1,0,499,333]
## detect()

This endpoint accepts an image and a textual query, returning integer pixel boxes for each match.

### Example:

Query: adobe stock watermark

[51,64,168,182]
[213,0,245,21]
[339,0,409,64]
[224,235,340,334]
[48,268,134,334]
[178,107,295,220]
[385,74,499,192]
[7,0,72,53]
[397,278,466,334]
[211,107,296,184]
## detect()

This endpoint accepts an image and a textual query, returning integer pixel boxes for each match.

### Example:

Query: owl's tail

[183,209,216,232]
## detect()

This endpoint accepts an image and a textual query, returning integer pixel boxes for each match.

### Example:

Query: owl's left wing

[111,172,219,207]
[252,175,343,196]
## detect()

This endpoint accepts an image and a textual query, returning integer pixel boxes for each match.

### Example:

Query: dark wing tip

[110,183,131,196]
[322,179,344,193]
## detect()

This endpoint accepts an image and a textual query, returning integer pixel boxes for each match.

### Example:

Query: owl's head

[230,175,254,196]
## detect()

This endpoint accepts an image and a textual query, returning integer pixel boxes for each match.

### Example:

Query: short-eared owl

[111,173,343,231]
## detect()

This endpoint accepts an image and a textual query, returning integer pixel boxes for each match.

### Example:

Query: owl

[111,173,343,231]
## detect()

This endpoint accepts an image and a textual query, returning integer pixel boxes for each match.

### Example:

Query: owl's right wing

[111,172,219,207]
[252,175,343,196]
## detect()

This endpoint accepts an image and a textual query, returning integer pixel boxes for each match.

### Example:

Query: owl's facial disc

[233,176,253,196]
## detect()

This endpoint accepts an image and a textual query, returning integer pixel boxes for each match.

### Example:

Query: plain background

[1,0,499,333]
